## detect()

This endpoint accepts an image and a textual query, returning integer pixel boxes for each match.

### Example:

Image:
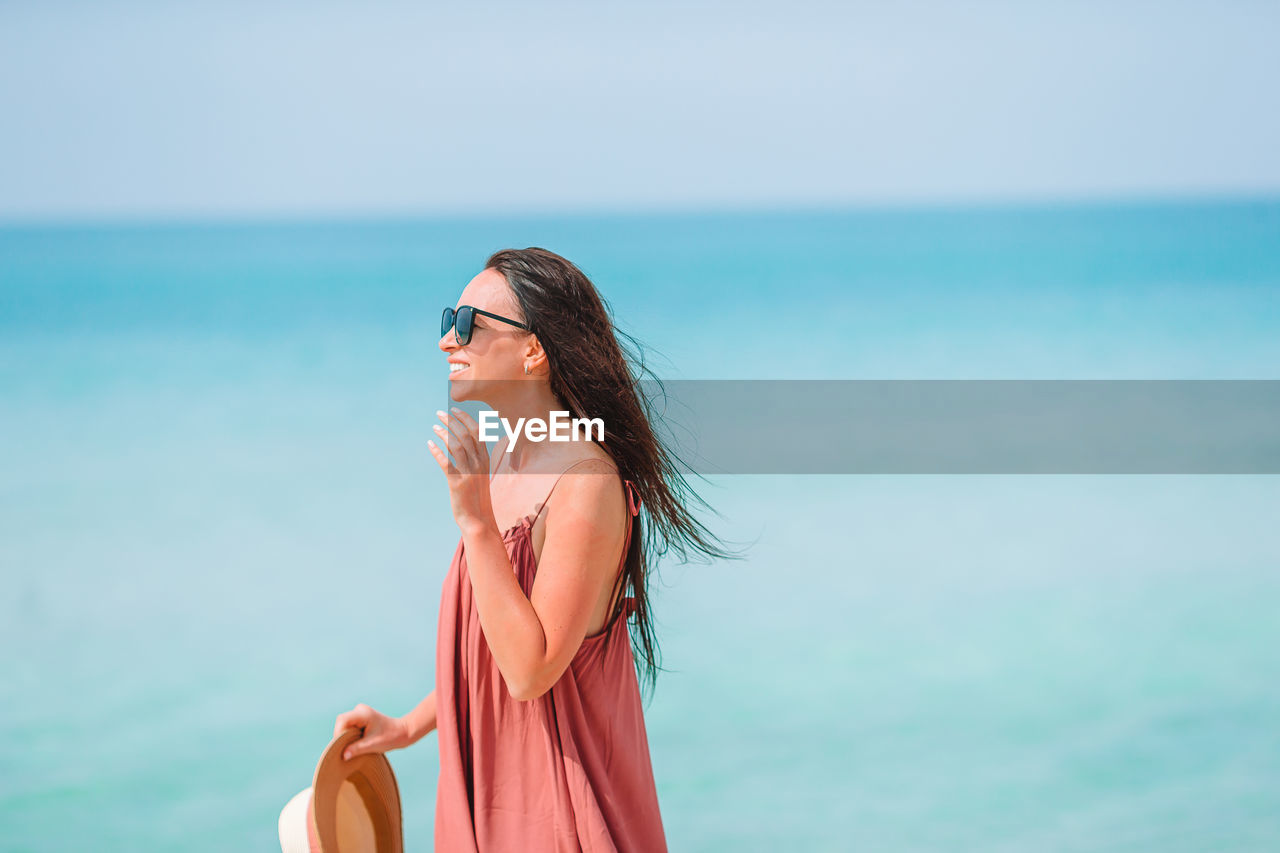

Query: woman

[332,248,734,851]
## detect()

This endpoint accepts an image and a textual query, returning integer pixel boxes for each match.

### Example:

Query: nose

[439,328,458,354]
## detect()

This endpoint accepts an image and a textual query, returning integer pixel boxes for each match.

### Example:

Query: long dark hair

[485,247,740,699]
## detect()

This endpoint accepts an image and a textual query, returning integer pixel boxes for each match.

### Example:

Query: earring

[524,364,531,375]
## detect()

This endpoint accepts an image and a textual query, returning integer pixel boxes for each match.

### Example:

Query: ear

[523,334,549,374]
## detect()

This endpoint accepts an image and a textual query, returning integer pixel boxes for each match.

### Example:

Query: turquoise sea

[2,199,1279,851]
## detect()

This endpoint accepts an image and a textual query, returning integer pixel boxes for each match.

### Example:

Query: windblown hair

[485,247,739,700]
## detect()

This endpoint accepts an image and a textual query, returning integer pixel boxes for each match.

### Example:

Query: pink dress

[434,461,668,852]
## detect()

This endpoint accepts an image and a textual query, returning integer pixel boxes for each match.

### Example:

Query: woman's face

[438,268,532,401]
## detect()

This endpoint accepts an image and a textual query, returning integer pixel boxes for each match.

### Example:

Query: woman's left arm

[430,409,627,701]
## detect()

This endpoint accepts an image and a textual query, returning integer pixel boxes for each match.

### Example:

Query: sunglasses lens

[441,307,454,338]
[455,307,473,345]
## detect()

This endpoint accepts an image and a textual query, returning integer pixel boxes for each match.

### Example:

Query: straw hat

[278,728,404,852]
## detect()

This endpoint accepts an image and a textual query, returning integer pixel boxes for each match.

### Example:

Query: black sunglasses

[441,305,530,345]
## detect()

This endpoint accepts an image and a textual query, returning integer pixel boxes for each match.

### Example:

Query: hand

[428,407,496,533]
[333,703,412,761]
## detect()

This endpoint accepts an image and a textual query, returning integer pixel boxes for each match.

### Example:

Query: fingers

[448,408,490,469]
[427,436,450,472]
[333,703,371,739]
[446,407,480,437]
[345,737,376,761]
[433,409,484,473]
[344,713,411,760]
[344,723,390,761]
[336,703,387,761]
[431,411,465,472]
[437,409,476,462]
[427,409,496,530]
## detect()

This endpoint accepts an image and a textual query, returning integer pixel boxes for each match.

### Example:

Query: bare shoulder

[547,451,627,529]
[529,451,628,563]
[568,448,621,476]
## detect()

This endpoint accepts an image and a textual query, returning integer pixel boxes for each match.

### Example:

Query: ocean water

[2,199,1279,851]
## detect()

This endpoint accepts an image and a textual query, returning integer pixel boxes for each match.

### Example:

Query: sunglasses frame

[442,305,530,346]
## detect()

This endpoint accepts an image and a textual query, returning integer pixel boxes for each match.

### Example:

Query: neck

[486,381,571,472]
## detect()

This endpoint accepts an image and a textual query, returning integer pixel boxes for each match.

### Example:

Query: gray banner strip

[439,380,1280,474]
[638,380,1280,474]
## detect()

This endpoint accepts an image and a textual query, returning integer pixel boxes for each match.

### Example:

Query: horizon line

[2,187,1279,231]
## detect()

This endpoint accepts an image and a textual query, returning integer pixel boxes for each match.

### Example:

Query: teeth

[449,363,469,373]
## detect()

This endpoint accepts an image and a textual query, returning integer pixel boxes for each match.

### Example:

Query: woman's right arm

[334,689,437,761]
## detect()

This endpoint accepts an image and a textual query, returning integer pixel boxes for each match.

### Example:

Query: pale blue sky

[1,0,1278,222]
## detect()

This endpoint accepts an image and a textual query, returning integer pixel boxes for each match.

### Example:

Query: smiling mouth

[449,363,470,374]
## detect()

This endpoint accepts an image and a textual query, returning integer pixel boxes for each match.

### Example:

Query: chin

[448,375,505,409]
[447,377,494,406]
[447,380,474,403]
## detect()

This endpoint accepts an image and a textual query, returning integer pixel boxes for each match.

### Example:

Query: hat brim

[309,728,404,852]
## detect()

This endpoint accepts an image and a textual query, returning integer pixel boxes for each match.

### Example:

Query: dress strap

[528,458,619,526]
